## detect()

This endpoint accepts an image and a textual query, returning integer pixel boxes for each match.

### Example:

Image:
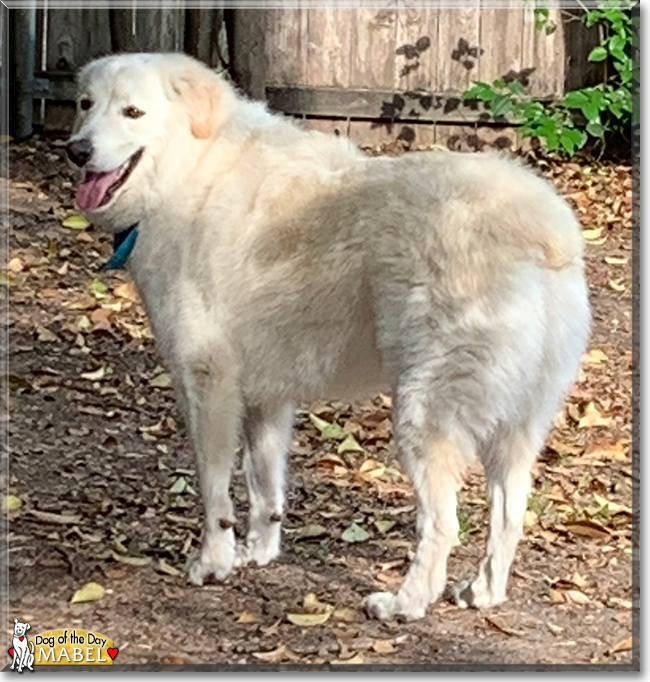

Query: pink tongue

[76,168,122,210]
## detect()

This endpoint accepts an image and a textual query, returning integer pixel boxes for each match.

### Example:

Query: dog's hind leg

[184,361,243,586]
[452,429,538,608]
[235,402,294,567]
[366,379,472,621]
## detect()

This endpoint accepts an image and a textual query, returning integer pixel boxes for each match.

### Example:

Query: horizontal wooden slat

[32,74,77,100]
[266,85,491,123]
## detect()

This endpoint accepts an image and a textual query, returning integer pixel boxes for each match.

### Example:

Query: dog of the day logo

[8,619,118,669]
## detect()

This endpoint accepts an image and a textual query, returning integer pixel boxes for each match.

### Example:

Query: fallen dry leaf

[583,348,609,365]
[80,365,112,381]
[4,494,22,511]
[337,434,364,454]
[287,592,334,626]
[578,441,628,462]
[484,616,523,637]
[593,493,631,515]
[113,281,138,301]
[27,510,81,525]
[582,227,603,241]
[372,639,396,654]
[7,257,23,273]
[604,255,628,265]
[71,581,105,604]
[332,607,357,622]
[563,519,610,540]
[332,652,365,664]
[62,214,90,230]
[608,597,633,609]
[150,372,173,389]
[564,589,590,605]
[252,644,299,663]
[341,522,370,543]
[578,402,613,428]
[609,636,633,654]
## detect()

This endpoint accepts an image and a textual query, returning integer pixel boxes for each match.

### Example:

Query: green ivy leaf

[491,94,514,118]
[507,80,525,95]
[586,120,606,137]
[463,82,496,102]
[559,128,587,156]
[588,46,608,62]
[543,130,560,151]
[581,91,604,124]
[564,90,590,108]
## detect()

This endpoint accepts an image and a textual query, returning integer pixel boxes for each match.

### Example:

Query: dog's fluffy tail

[516,197,585,272]
[422,152,586,299]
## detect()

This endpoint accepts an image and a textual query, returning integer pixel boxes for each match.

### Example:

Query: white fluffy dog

[67,53,590,621]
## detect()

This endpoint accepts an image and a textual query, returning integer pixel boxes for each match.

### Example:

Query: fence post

[8,2,37,139]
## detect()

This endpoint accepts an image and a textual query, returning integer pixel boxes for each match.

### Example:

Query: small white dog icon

[10,618,34,673]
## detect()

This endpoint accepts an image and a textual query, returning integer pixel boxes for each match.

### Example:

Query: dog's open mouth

[76,148,144,211]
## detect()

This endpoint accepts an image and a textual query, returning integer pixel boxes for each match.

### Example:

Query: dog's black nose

[66,138,93,167]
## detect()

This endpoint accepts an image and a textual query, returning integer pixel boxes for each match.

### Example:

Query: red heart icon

[107,648,118,661]
[19,637,24,642]
[8,648,14,658]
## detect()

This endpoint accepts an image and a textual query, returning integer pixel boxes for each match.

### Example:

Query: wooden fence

[7,4,602,150]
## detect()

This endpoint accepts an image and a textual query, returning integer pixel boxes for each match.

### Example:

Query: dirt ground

[3,135,637,669]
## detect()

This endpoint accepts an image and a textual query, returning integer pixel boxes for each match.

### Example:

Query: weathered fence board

[266,7,307,85]
[521,1,565,96]
[194,7,226,69]
[348,8,396,90]
[45,8,111,72]
[435,1,481,93]
[266,86,487,123]
[563,6,605,92]
[306,8,352,88]
[230,8,267,99]
[478,2,525,84]
[134,4,184,52]
[394,7,438,92]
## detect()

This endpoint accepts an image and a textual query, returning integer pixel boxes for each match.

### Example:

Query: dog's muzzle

[66,138,94,168]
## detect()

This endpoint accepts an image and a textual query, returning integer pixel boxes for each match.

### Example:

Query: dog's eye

[79,98,93,111]
[123,106,145,119]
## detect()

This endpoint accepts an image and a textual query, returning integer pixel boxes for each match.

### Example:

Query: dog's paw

[187,536,236,586]
[365,591,426,622]
[233,540,279,568]
[233,543,252,568]
[449,579,506,609]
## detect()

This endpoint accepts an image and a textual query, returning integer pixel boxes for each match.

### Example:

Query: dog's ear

[170,66,222,140]
[26,624,31,631]
[13,618,18,624]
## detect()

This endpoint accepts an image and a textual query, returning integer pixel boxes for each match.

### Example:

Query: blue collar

[102,224,139,270]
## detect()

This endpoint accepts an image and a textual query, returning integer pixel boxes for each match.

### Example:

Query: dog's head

[66,53,226,230]
[13,618,30,637]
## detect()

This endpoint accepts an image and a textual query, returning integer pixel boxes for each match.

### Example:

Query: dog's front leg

[235,402,294,568]
[184,360,242,586]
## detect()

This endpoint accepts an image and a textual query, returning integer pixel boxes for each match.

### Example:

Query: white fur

[69,53,591,620]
